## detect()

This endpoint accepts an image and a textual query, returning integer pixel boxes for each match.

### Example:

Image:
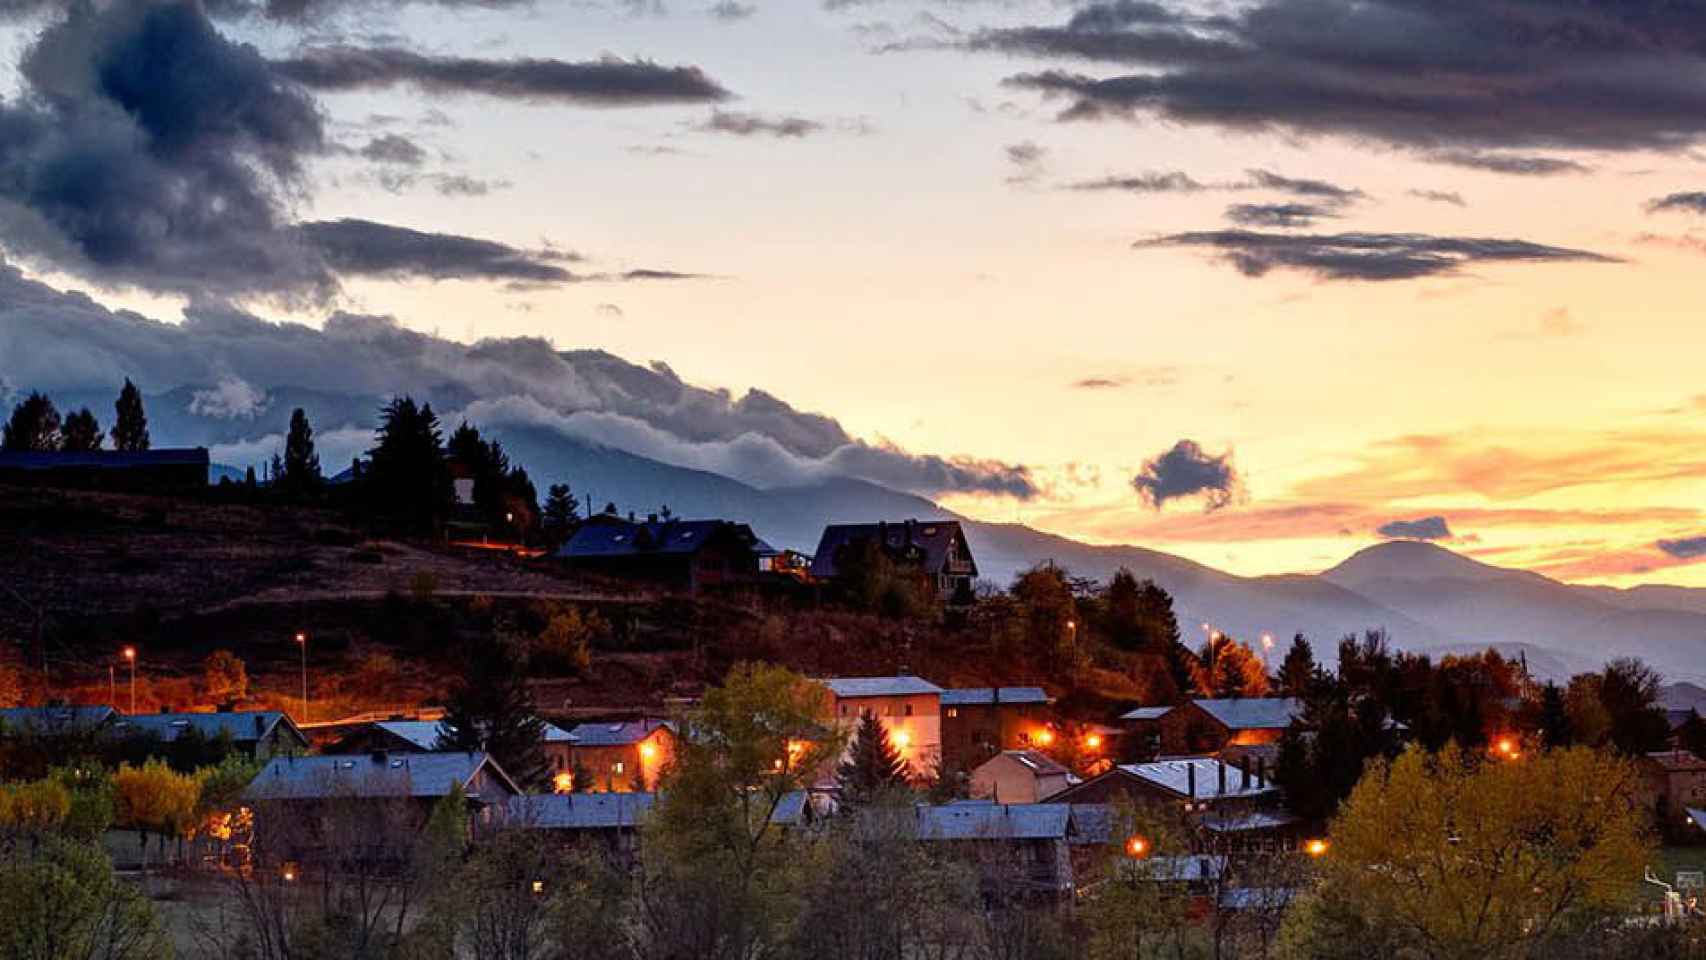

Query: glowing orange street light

[892,730,911,750]
[1305,838,1329,858]
[1085,734,1103,750]
[639,742,657,762]
[1493,736,1520,760]
[552,772,573,794]
[1125,836,1150,858]
[121,646,137,714]
[1034,729,1055,747]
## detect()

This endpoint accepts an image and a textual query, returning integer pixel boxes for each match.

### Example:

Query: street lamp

[294,632,308,724]
[121,646,136,713]
[1305,838,1329,858]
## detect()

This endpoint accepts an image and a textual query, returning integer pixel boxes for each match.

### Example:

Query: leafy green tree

[0,832,171,960]
[836,713,912,805]
[1,392,60,451]
[279,407,321,496]
[437,640,549,789]
[110,378,149,451]
[59,408,101,452]
[49,766,114,842]
[1596,657,1671,756]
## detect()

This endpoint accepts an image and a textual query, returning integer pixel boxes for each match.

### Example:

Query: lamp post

[295,631,308,724]
[122,646,136,714]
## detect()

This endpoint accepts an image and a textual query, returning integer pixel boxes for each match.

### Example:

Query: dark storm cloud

[1409,189,1466,207]
[274,48,732,105]
[1139,230,1617,282]
[359,133,427,165]
[988,0,1706,152]
[1132,439,1239,511]
[1225,202,1336,228]
[299,219,583,283]
[694,109,822,138]
[1647,192,1706,214]
[0,264,1037,500]
[1430,151,1591,176]
[1377,516,1452,540]
[1064,171,1207,192]
[1657,536,1706,559]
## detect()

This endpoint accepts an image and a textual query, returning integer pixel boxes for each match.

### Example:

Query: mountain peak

[1322,539,1523,589]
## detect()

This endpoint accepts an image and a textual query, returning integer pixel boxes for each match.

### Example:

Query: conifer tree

[436,640,549,789]
[60,408,102,451]
[280,407,321,496]
[2,391,61,451]
[1278,634,1316,698]
[111,378,149,451]
[836,712,912,805]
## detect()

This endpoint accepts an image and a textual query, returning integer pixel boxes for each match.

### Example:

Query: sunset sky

[3,0,1706,585]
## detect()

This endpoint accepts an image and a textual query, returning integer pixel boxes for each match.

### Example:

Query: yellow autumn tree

[202,649,249,705]
[0,778,70,833]
[1281,744,1651,960]
[112,759,200,876]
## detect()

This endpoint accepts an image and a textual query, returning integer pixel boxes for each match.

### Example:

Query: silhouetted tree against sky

[1278,635,1316,698]
[2,391,60,451]
[60,407,101,451]
[110,379,149,452]
[279,407,321,497]
[365,395,452,534]
[437,640,549,790]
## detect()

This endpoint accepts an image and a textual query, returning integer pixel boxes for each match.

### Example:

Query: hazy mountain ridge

[134,385,1706,686]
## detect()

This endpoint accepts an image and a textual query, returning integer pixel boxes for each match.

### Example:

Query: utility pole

[295,632,308,723]
[122,646,136,714]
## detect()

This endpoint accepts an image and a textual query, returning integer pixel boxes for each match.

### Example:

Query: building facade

[941,687,1054,772]
[823,676,945,781]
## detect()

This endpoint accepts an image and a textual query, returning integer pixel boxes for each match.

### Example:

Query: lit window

[947,708,958,719]
[614,761,625,774]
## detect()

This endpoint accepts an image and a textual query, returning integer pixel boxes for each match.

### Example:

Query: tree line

[1,379,150,453]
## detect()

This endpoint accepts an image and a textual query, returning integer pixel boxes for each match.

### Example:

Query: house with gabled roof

[243,751,520,807]
[970,750,1074,804]
[111,710,309,762]
[809,519,978,601]
[822,675,944,780]
[556,516,772,592]
[0,704,118,739]
[1158,698,1302,756]
[565,719,674,792]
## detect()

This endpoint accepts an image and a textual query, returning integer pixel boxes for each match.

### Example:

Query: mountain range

[76,385,1706,687]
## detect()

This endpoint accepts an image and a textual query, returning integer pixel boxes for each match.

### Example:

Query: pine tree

[365,396,453,534]
[280,407,321,496]
[1278,634,1316,698]
[436,641,549,789]
[1164,641,1199,699]
[60,408,102,451]
[110,378,149,451]
[542,483,580,543]
[1538,682,1572,749]
[1,392,61,451]
[836,712,912,805]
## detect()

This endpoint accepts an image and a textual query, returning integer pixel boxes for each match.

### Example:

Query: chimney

[1217,760,1227,795]
[1256,757,1266,789]
[1186,763,1197,799]
[1239,756,1250,792]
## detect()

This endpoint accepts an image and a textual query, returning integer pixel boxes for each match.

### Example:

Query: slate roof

[0,705,117,735]
[1191,698,1302,730]
[808,520,975,579]
[566,719,672,747]
[1133,855,1227,883]
[1200,810,1300,833]
[557,519,762,560]
[375,719,576,750]
[1118,758,1279,800]
[941,687,1050,707]
[822,676,944,699]
[0,448,209,470]
[243,752,517,801]
[1120,706,1174,722]
[914,802,1072,841]
[504,792,657,830]
[112,711,305,747]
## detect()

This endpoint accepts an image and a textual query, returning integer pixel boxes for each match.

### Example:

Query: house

[970,750,1074,804]
[0,705,118,738]
[243,751,520,808]
[0,448,209,493]
[110,710,309,762]
[1158,698,1302,756]
[1640,750,1706,836]
[809,520,978,600]
[565,719,675,792]
[823,676,944,779]
[911,801,1111,898]
[1048,758,1291,847]
[326,719,578,777]
[941,687,1053,771]
[1120,705,1173,759]
[557,516,772,592]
